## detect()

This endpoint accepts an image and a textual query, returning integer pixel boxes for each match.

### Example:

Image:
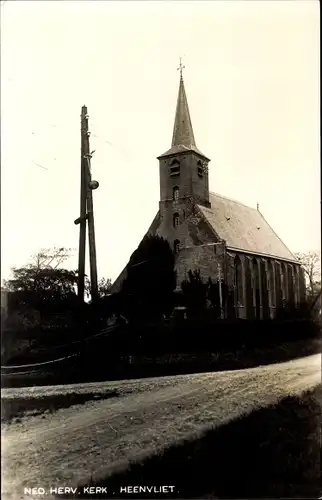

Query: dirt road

[1,354,320,498]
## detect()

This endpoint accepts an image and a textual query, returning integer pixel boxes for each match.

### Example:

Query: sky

[1,0,320,285]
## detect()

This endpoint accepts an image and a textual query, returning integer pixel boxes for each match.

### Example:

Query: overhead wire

[1,370,42,377]
[1,352,80,370]
[32,160,49,171]
[40,324,116,351]
[27,116,137,175]
[1,324,117,370]
[4,114,128,372]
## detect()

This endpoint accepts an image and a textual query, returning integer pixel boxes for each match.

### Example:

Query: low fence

[1,318,320,388]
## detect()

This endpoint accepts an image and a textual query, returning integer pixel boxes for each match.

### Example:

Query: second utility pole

[77,105,99,303]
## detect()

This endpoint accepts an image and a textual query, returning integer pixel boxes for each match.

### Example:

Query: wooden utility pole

[77,106,88,301]
[84,147,99,302]
[76,105,99,303]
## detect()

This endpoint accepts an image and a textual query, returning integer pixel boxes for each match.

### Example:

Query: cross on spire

[177,57,185,80]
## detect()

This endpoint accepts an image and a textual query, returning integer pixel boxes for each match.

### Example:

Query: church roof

[158,74,208,159]
[198,192,298,262]
[158,144,209,159]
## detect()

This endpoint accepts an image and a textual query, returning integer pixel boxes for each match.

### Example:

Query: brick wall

[159,152,210,208]
[176,244,225,286]
[157,198,215,250]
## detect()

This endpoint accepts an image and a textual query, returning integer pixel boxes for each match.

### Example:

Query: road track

[1,354,320,499]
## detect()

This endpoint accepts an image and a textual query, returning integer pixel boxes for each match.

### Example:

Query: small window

[174,239,180,253]
[197,160,207,178]
[170,159,180,177]
[197,160,203,178]
[171,166,180,176]
[173,186,179,202]
[173,212,180,227]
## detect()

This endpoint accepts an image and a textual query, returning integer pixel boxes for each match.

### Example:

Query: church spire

[157,60,209,160]
[171,59,196,148]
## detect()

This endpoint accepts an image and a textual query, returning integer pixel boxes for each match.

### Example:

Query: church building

[112,68,306,319]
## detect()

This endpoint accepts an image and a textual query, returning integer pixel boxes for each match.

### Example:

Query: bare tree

[295,251,321,300]
[30,247,76,270]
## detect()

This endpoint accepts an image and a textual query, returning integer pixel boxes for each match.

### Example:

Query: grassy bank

[124,337,321,374]
[1,390,118,424]
[67,386,321,499]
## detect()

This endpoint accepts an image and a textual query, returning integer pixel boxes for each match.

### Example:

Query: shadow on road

[71,386,321,499]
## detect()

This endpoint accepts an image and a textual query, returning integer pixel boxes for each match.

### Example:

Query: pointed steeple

[171,71,196,148]
[158,61,209,160]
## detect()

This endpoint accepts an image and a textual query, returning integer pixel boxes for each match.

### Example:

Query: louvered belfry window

[170,159,180,177]
[197,160,203,178]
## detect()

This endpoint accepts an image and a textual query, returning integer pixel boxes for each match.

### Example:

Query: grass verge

[1,390,119,424]
[64,386,321,499]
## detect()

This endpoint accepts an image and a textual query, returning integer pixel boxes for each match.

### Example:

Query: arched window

[288,264,295,305]
[252,258,260,319]
[274,261,282,308]
[174,239,180,254]
[252,258,259,290]
[170,159,180,177]
[282,263,288,301]
[234,255,244,307]
[280,269,285,301]
[294,266,300,305]
[173,212,180,227]
[267,260,275,308]
[245,257,254,318]
[173,186,179,202]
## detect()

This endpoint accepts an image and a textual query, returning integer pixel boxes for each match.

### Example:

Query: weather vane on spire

[177,57,185,80]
